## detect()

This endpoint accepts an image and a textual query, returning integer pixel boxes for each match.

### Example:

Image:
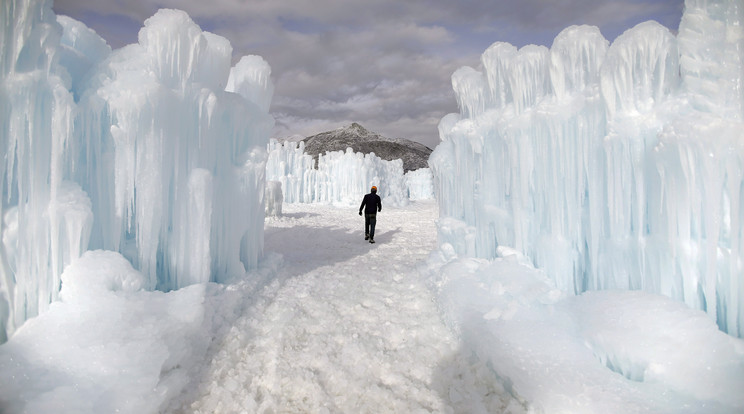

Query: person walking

[359,186,382,243]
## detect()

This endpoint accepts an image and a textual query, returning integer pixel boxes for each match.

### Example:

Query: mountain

[300,123,432,172]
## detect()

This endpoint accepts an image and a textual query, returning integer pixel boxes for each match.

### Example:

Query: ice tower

[0,0,274,340]
[430,0,744,336]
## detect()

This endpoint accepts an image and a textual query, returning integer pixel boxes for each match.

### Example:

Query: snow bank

[0,251,213,413]
[429,0,744,336]
[0,1,274,339]
[426,247,744,413]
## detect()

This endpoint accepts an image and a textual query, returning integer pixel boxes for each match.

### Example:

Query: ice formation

[266,139,433,206]
[0,0,273,340]
[429,0,744,336]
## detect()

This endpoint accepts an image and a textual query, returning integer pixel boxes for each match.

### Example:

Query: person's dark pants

[365,213,377,239]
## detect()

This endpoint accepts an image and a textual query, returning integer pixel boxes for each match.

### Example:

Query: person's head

[371,186,377,193]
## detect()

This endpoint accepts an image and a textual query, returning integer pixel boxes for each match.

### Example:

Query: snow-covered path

[176,201,516,413]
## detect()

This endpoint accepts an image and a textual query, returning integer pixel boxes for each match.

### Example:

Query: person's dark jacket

[359,193,382,215]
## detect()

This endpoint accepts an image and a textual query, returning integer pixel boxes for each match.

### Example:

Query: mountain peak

[344,122,370,136]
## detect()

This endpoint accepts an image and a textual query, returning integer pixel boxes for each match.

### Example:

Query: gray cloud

[52,0,683,148]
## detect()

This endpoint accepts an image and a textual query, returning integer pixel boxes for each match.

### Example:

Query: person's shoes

[369,239,375,244]
[365,234,369,240]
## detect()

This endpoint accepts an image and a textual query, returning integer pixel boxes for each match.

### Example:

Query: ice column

[597,21,680,293]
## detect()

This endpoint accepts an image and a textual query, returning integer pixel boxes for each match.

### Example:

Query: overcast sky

[52,0,684,149]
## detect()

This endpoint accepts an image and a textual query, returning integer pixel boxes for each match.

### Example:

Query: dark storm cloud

[52,0,683,148]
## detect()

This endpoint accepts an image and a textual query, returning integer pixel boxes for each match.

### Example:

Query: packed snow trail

[173,201,521,413]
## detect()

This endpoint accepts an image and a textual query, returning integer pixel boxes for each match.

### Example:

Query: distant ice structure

[266,139,432,206]
[405,168,434,201]
[266,140,316,203]
[429,0,744,336]
[0,0,274,340]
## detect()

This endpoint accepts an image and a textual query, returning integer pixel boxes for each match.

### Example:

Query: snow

[430,0,744,336]
[428,246,744,413]
[0,250,218,413]
[172,201,483,413]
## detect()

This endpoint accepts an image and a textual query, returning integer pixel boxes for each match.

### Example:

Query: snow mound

[0,250,224,413]
[428,250,744,413]
[60,250,145,302]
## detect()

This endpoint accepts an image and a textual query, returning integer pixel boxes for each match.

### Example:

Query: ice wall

[266,139,425,206]
[0,1,274,340]
[266,140,317,204]
[430,0,744,336]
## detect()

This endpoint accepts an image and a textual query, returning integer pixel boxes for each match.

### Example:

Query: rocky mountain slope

[301,123,432,172]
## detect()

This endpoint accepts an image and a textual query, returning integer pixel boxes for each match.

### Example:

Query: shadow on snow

[264,224,398,275]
